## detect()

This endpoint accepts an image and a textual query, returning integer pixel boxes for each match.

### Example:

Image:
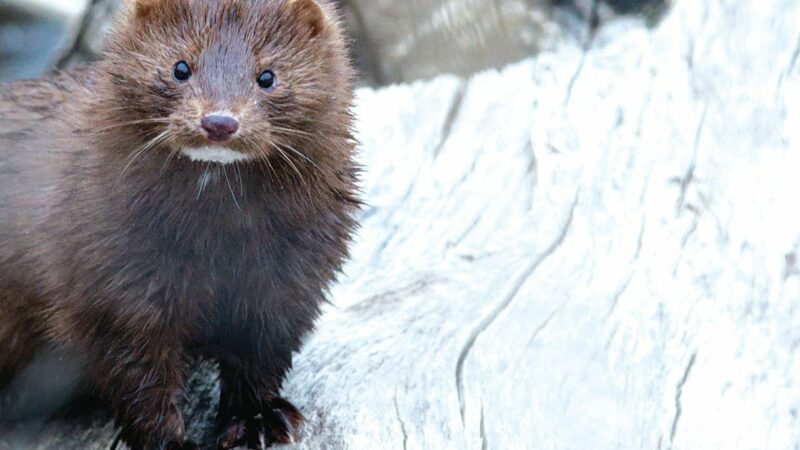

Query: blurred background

[0,0,668,86]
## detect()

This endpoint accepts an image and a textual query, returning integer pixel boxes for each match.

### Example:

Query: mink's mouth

[180,146,251,165]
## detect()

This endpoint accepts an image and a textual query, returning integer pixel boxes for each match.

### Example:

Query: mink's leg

[215,363,305,450]
[0,286,43,389]
[0,316,39,392]
[0,324,42,423]
[87,333,199,450]
[0,285,45,419]
[214,336,306,449]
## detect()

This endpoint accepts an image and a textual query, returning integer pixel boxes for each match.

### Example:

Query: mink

[0,0,359,449]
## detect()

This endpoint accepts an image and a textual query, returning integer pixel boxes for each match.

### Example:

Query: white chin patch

[181,147,251,165]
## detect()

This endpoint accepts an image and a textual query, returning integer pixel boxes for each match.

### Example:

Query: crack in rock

[393,390,409,450]
[670,351,697,444]
[635,217,646,260]
[565,0,601,106]
[479,401,488,450]
[606,273,634,317]
[565,52,588,106]
[455,193,579,426]
[672,214,699,277]
[674,102,709,215]
[788,33,800,75]
[433,81,467,158]
[526,307,560,348]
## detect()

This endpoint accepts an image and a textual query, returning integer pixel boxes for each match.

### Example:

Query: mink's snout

[201,115,239,141]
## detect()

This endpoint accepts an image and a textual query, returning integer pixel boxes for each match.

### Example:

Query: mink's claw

[217,398,304,449]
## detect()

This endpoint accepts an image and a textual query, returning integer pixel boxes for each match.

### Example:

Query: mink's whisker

[119,129,171,178]
[222,165,242,212]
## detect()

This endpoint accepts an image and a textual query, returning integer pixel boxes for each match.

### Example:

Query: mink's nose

[201,115,239,141]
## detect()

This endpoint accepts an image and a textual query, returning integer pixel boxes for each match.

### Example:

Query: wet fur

[0,0,358,448]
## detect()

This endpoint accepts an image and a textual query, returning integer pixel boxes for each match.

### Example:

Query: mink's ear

[126,0,162,19]
[283,0,327,38]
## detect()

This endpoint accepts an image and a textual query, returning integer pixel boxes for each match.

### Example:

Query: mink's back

[0,69,93,258]
[0,69,96,383]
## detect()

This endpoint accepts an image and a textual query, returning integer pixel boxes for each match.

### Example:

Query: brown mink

[0,0,359,448]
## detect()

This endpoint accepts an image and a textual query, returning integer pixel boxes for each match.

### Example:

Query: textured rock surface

[2,0,800,448]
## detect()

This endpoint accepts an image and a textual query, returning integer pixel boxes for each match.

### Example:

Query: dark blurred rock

[553,0,669,29]
[603,0,666,14]
[56,0,121,69]
[342,0,561,85]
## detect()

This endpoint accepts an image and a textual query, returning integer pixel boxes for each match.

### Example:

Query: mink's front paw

[216,398,305,449]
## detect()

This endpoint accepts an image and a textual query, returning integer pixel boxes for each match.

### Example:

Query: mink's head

[95,0,354,167]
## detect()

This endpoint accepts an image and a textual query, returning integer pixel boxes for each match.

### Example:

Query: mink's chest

[120,199,311,349]
[122,172,313,314]
[150,196,297,286]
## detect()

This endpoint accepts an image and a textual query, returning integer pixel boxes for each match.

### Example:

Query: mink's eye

[257,70,277,91]
[173,61,191,82]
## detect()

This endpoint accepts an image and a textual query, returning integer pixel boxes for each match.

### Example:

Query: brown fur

[0,0,359,448]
